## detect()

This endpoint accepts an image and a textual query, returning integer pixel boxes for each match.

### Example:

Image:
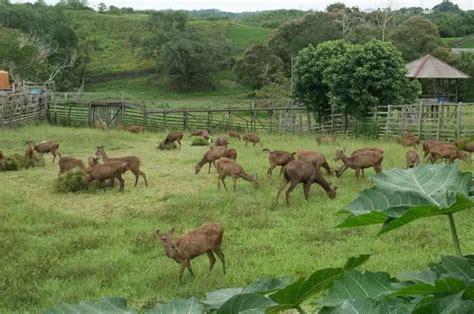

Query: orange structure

[0,70,10,90]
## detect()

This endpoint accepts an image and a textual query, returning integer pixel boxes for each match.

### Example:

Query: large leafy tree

[324,40,421,117]
[390,16,440,61]
[293,40,349,117]
[140,11,231,90]
[233,44,284,90]
[268,12,341,69]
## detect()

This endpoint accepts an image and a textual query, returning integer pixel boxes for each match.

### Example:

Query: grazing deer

[156,223,226,283]
[213,136,229,148]
[334,149,383,178]
[216,158,257,191]
[243,133,261,147]
[316,135,337,145]
[429,145,470,164]
[263,149,295,177]
[159,131,183,150]
[228,130,241,140]
[406,150,420,168]
[85,160,128,192]
[295,151,333,175]
[58,156,88,175]
[195,146,237,174]
[190,129,211,141]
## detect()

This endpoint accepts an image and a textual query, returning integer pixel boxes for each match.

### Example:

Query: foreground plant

[337,163,474,256]
[44,255,474,313]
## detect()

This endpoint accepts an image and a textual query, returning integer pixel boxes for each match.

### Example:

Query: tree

[324,40,421,117]
[97,2,106,13]
[233,44,284,90]
[293,40,350,116]
[390,16,440,61]
[139,11,231,90]
[268,12,342,70]
[432,1,460,12]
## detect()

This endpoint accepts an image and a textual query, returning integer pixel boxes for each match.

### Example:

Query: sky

[13,0,474,12]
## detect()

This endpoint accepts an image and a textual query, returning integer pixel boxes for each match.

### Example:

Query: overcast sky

[14,1,474,12]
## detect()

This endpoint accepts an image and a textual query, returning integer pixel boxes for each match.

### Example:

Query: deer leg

[267,164,276,177]
[140,170,148,187]
[355,168,360,179]
[285,182,298,206]
[178,140,182,150]
[323,162,332,176]
[132,169,139,187]
[208,162,212,174]
[361,168,365,178]
[185,260,194,277]
[207,251,216,271]
[232,175,237,191]
[278,166,284,176]
[117,175,125,192]
[303,182,311,200]
[178,263,186,284]
[52,152,56,163]
[275,180,289,206]
[214,248,226,274]
[221,175,228,191]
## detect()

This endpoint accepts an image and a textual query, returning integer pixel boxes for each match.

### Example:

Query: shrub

[55,170,88,193]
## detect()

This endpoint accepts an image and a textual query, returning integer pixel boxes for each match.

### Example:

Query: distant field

[441,35,474,48]
[226,23,272,54]
[1,124,472,312]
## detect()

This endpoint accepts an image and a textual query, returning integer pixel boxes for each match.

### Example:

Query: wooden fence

[0,92,50,126]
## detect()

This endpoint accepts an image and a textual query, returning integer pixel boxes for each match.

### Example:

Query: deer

[316,135,337,145]
[24,143,35,167]
[243,133,261,147]
[58,156,88,175]
[95,146,148,187]
[422,140,447,161]
[126,125,145,134]
[156,223,225,283]
[275,160,337,207]
[85,160,128,192]
[406,150,420,168]
[190,129,211,141]
[263,149,295,177]
[455,137,470,147]
[429,145,470,164]
[159,131,184,150]
[334,149,383,178]
[213,136,229,148]
[397,134,419,148]
[228,130,241,140]
[334,148,384,177]
[195,146,237,174]
[463,141,474,153]
[295,151,333,176]
[88,155,116,187]
[34,141,61,163]
[216,158,257,191]
[0,151,4,171]
[95,119,107,131]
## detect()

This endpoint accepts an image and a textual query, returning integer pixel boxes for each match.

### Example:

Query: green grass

[441,35,474,48]
[85,75,253,108]
[0,124,473,312]
[225,23,272,55]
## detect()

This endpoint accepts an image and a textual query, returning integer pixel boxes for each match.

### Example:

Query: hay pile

[55,169,88,193]
[191,138,210,146]
[157,141,178,150]
[0,153,45,171]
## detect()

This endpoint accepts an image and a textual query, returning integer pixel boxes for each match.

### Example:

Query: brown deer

[334,149,383,178]
[195,146,237,174]
[243,133,262,147]
[295,151,333,175]
[95,146,148,187]
[463,141,474,153]
[397,135,419,148]
[88,155,116,187]
[0,151,4,171]
[159,131,184,150]
[34,141,61,163]
[95,120,107,131]
[455,137,469,147]
[58,156,88,175]
[156,223,225,283]
[422,140,447,161]
[406,150,420,168]
[190,129,210,141]
[429,145,470,163]
[85,160,128,192]
[316,135,337,145]
[216,158,257,191]
[263,149,295,177]
[126,125,145,134]
[213,136,229,148]
[228,130,241,140]
[275,160,337,207]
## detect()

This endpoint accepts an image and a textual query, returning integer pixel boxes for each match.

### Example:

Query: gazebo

[406,54,471,102]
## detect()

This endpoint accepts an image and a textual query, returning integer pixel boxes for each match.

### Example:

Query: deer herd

[2,127,472,282]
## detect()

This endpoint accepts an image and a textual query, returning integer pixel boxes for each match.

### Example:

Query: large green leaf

[320,271,394,307]
[268,268,344,312]
[203,288,243,310]
[44,297,135,314]
[343,254,371,270]
[413,293,474,314]
[242,278,290,294]
[320,297,413,314]
[148,297,204,314]
[216,293,276,314]
[337,164,474,234]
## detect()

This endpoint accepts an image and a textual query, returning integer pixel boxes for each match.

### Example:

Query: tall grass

[0,124,472,312]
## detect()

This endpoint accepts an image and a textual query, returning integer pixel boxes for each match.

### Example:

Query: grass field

[1,125,473,312]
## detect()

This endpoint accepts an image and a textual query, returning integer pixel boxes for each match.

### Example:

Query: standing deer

[334,149,383,178]
[216,158,257,191]
[156,223,226,283]
[34,141,61,163]
[263,149,295,177]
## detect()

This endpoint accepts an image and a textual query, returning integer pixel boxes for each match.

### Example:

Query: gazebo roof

[406,55,471,79]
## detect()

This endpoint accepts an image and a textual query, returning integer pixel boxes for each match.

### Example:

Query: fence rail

[2,94,473,140]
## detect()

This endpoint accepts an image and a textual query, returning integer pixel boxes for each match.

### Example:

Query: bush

[55,170,88,193]
[352,120,380,139]
[191,138,210,146]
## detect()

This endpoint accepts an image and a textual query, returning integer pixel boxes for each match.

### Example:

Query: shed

[406,55,470,102]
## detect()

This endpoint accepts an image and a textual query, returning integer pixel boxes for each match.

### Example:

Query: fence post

[143,104,147,130]
[386,105,392,137]
[400,106,406,135]
[278,110,282,133]
[251,101,256,132]
[331,106,335,134]
[456,102,462,138]
[417,103,423,138]
[436,103,442,140]
[307,110,312,133]
[228,104,232,130]
[183,107,189,130]
[207,104,211,131]
[163,108,167,131]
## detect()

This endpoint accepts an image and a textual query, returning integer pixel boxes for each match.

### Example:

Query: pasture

[0,124,473,312]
